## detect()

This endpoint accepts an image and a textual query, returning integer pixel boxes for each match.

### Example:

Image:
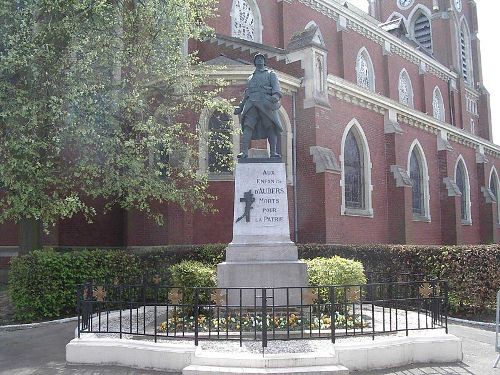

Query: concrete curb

[447,316,497,331]
[0,315,78,332]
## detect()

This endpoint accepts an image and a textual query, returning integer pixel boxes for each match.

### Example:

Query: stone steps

[192,352,339,368]
[182,364,350,374]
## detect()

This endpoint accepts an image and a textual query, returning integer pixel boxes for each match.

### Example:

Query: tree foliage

[0,0,232,229]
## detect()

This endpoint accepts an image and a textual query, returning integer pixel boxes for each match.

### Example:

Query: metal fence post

[262,288,267,350]
[77,285,81,338]
[494,290,499,368]
[194,288,199,347]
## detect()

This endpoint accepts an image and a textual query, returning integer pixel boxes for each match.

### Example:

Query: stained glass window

[232,0,255,42]
[490,171,499,223]
[456,161,468,221]
[399,72,412,107]
[344,131,364,209]
[432,87,444,121]
[410,151,424,215]
[356,54,370,90]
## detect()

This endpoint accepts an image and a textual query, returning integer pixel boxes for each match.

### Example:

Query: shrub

[305,256,367,286]
[168,260,216,308]
[8,249,141,322]
[304,256,366,302]
[169,260,216,288]
[299,244,500,313]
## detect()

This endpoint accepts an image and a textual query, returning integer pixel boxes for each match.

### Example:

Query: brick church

[1,0,499,262]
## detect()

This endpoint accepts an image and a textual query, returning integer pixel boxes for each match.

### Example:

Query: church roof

[287,25,326,51]
[379,17,408,35]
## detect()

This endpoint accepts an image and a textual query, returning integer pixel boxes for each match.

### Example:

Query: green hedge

[8,243,500,322]
[299,244,500,313]
[8,249,141,322]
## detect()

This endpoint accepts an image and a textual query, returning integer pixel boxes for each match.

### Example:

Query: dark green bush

[305,256,366,286]
[305,256,366,302]
[8,243,500,322]
[299,244,500,313]
[8,249,141,322]
[168,260,216,308]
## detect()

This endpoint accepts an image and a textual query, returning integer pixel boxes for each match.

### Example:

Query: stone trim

[390,165,413,188]
[326,75,500,159]
[309,146,341,174]
[481,186,496,204]
[443,177,462,197]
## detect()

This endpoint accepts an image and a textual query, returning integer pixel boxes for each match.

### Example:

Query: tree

[0,0,233,250]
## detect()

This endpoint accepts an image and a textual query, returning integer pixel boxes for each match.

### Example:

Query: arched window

[455,157,471,223]
[432,86,445,122]
[356,48,375,92]
[341,120,373,216]
[489,167,500,224]
[208,112,233,173]
[410,151,423,215]
[398,70,414,108]
[231,0,262,43]
[408,140,430,220]
[344,131,364,209]
[459,19,473,85]
[412,13,432,52]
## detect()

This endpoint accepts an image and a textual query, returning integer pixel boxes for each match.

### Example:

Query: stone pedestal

[217,160,307,306]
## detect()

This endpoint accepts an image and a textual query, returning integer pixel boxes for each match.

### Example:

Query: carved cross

[235,190,255,223]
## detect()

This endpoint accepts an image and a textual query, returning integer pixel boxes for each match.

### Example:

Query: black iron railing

[77,280,448,347]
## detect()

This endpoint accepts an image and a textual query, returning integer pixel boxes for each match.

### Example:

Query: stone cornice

[327,75,500,159]
[209,65,302,95]
[209,34,288,62]
[296,0,458,82]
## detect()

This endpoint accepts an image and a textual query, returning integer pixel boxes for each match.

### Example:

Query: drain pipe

[292,92,299,244]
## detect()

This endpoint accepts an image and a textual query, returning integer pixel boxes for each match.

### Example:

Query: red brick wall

[58,199,125,247]
[0,222,18,246]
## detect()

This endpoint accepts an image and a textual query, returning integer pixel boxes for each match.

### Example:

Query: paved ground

[0,322,498,374]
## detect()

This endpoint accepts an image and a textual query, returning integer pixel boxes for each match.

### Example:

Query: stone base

[226,242,298,262]
[217,260,308,306]
[66,332,463,373]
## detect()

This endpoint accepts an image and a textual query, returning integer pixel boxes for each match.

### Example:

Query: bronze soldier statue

[234,53,283,159]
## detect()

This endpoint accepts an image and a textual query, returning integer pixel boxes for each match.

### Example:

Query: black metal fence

[77,280,448,347]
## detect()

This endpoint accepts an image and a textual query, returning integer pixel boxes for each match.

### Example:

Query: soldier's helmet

[253,53,266,65]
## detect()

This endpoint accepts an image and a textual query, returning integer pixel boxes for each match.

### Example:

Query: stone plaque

[231,162,292,245]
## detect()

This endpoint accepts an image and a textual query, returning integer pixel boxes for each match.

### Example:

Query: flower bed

[158,311,366,333]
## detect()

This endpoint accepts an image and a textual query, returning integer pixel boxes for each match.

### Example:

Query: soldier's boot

[268,132,281,158]
[237,127,252,158]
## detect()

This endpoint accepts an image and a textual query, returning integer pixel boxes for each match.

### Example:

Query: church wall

[0,223,18,247]
[294,88,327,243]
[340,30,386,93]
[192,182,235,244]
[422,73,450,124]
[400,125,443,244]
[58,199,124,247]
[448,141,482,244]
[281,1,343,77]
[125,205,169,247]
[326,98,389,244]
